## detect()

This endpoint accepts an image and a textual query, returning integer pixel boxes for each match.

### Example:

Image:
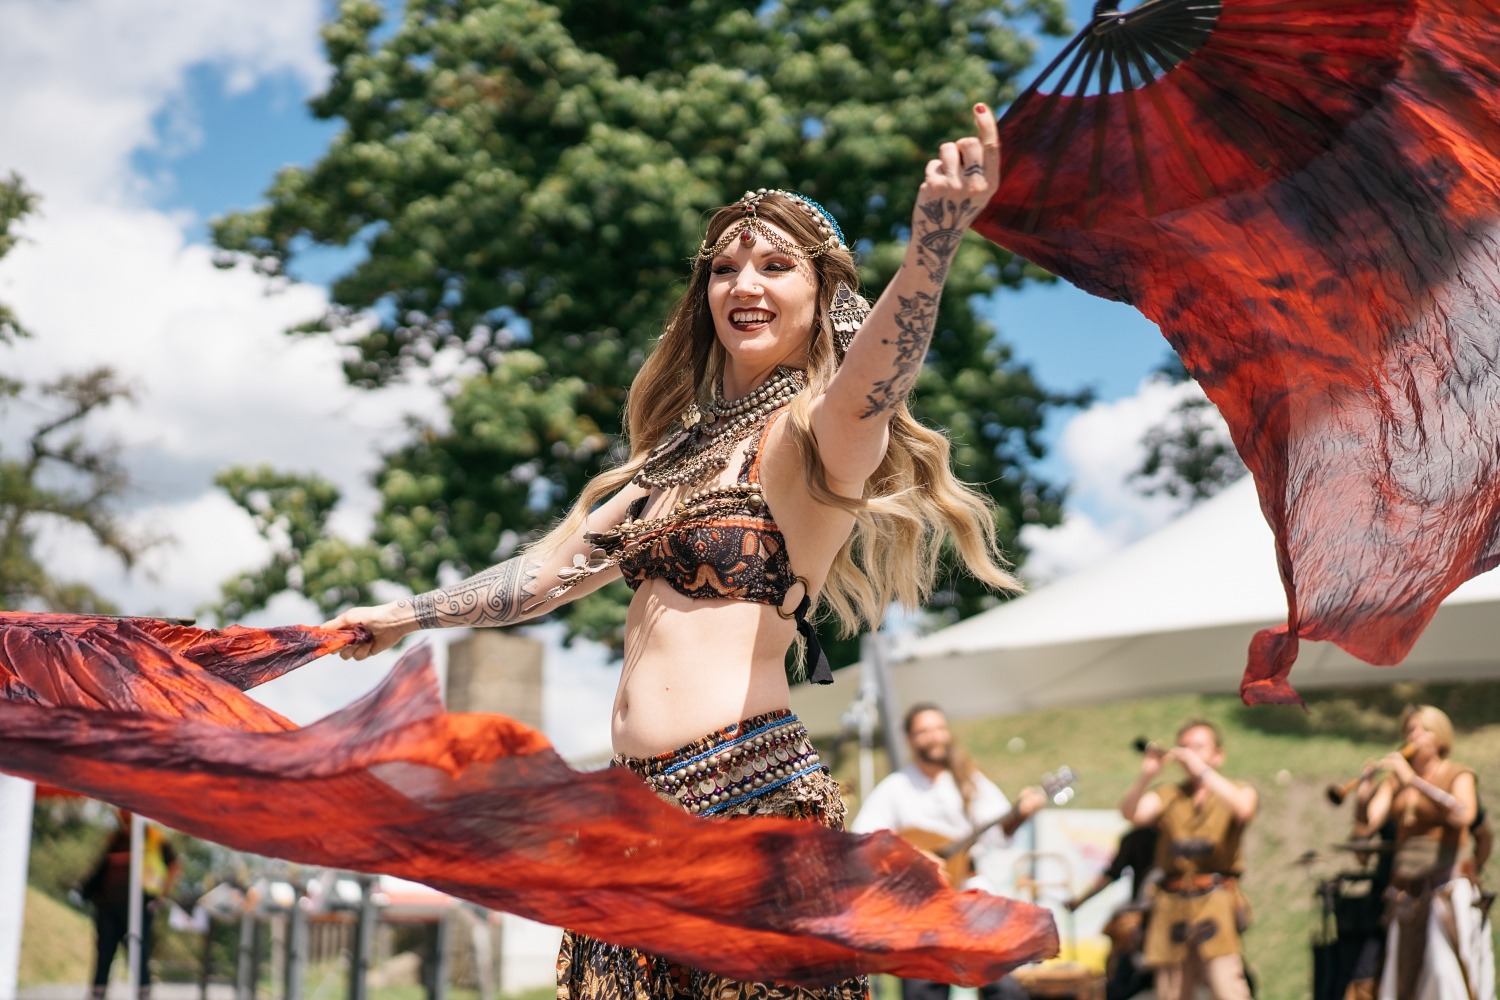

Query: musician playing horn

[1120,718,1257,1000]
[1356,704,1493,1000]
[851,702,1046,1000]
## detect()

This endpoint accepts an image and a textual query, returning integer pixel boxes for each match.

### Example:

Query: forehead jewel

[697,188,847,260]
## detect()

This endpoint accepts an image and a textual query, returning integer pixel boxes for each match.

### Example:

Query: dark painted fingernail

[975,103,987,113]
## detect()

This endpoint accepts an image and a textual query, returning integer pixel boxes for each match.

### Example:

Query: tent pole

[236,905,255,1000]
[285,880,308,1000]
[869,631,906,771]
[854,638,880,799]
[128,812,146,1000]
[0,776,34,1000]
[349,876,377,1000]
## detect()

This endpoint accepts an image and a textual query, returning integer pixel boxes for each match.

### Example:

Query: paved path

[17,985,237,1000]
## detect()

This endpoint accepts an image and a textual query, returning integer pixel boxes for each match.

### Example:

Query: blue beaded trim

[699,762,824,816]
[781,191,847,249]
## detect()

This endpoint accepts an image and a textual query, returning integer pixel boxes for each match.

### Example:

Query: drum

[1312,875,1384,1000]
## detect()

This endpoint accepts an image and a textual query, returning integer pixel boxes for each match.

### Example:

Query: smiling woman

[322,104,1044,999]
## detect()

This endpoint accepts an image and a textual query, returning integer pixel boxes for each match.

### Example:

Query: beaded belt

[627,713,823,817]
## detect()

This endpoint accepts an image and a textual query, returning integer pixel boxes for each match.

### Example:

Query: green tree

[0,173,35,346]
[1130,355,1247,508]
[0,177,152,614]
[209,0,1083,656]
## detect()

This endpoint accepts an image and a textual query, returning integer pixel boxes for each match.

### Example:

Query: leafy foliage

[0,173,36,346]
[1130,355,1247,509]
[0,369,151,613]
[211,466,385,620]
[209,0,1083,655]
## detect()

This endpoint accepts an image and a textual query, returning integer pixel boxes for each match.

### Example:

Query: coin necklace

[632,366,807,489]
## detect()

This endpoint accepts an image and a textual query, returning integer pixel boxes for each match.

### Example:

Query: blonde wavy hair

[535,192,1020,640]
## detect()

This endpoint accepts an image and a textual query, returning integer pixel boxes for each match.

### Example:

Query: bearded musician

[851,702,1046,1000]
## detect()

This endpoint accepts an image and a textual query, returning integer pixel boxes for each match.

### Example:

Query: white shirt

[851,765,1018,891]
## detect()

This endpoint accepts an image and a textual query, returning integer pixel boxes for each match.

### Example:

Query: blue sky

[0,0,1201,753]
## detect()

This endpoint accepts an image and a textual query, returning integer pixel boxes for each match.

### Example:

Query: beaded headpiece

[697,188,847,261]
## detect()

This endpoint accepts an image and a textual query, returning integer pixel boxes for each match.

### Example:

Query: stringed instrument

[899,766,1077,886]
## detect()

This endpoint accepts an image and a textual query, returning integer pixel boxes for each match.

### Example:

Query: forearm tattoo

[407,556,540,629]
[853,196,967,418]
[914,195,971,284]
[861,289,938,418]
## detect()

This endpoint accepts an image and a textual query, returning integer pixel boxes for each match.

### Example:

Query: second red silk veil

[976,0,1500,703]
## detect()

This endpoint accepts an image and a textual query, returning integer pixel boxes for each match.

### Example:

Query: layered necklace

[633,366,807,489]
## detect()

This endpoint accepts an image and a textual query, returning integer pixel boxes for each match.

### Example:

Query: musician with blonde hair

[1357,705,1493,1000]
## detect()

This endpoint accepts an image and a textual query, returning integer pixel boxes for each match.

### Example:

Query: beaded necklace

[633,366,806,490]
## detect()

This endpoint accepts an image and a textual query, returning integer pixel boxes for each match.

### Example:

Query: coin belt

[639,716,823,816]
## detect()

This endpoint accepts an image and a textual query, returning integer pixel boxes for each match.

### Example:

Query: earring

[829,282,871,356]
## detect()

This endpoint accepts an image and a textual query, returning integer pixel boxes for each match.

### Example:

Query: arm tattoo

[407,556,540,629]
[412,591,441,629]
[860,289,937,418]
[854,198,971,418]
[914,196,971,284]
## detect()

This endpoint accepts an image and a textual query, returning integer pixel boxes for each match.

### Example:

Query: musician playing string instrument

[1120,719,1257,1000]
[851,703,1045,1000]
[1355,705,1493,1000]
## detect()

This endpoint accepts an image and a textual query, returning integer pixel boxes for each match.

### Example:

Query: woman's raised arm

[813,103,1002,484]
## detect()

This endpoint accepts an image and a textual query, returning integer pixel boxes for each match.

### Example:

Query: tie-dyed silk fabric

[0,613,1056,986]
[976,0,1500,703]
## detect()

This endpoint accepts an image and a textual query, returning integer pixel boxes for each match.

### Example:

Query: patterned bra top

[582,408,833,684]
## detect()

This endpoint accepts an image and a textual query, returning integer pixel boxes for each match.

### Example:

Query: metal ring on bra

[776,575,811,620]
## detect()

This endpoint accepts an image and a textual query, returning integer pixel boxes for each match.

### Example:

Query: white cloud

[1017,513,1118,586]
[0,0,327,206]
[1021,376,1212,583]
[1,195,441,615]
[0,0,455,732]
[0,0,620,757]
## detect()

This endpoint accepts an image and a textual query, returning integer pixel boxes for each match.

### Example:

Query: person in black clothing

[1066,826,1158,1000]
[82,810,179,1000]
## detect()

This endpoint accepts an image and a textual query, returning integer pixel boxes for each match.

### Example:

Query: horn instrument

[1326,742,1416,805]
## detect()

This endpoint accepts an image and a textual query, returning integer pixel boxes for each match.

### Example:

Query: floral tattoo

[861,289,938,418]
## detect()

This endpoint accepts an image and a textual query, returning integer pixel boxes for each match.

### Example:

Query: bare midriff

[611,580,799,758]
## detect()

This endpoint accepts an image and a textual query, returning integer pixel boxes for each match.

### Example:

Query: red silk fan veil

[0,613,1056,985]
[975,0,1500,703]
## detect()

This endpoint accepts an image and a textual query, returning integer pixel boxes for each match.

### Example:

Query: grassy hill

[18,886,94,988]
[893,681,1500,1000]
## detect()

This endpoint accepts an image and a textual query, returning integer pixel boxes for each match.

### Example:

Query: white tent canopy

[793,477,1500,731]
